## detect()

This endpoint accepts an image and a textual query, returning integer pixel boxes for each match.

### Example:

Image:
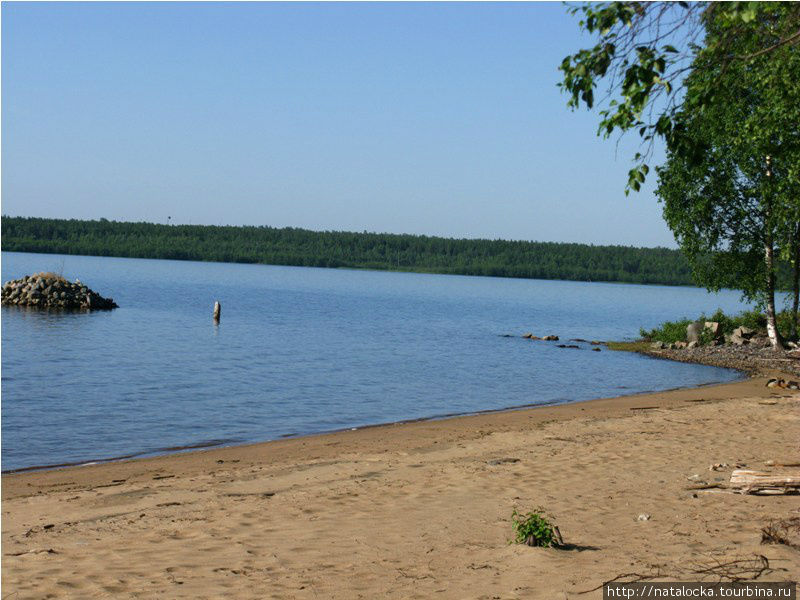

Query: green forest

[2,216,704,286]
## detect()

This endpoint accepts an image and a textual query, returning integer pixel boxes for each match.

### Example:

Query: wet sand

[3,376,799,598]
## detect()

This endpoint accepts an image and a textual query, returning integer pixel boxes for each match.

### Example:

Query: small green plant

[511,509,561,548]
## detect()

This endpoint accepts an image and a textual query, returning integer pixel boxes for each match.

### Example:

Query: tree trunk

[764,239,785,350]
[762,157,784,350]
[791,224,800,340]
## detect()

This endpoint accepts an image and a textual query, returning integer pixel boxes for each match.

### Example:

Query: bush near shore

[639,308,798,345]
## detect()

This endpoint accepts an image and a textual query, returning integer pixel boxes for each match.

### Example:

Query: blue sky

[2,2,675,247]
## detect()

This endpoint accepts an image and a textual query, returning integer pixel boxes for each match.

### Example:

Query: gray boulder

[730,334,749,346]
[686,321,704,343]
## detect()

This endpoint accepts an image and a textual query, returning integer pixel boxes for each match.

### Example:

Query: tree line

[1,216,703,286]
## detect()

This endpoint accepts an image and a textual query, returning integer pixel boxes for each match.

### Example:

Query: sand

[3,376,799,599]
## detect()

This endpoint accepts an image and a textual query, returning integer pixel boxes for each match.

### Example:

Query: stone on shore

[686,321,704,343]
[730,333,749,346]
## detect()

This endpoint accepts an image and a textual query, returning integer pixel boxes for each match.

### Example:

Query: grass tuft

[607,341,654,352]
[32,272,68,283]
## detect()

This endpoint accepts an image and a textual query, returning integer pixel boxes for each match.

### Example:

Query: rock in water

[1,273,118,310]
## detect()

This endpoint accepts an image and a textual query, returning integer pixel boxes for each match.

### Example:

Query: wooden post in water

[213,301,221,322]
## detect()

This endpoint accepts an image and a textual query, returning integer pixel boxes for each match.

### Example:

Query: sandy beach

[3,375,799,599]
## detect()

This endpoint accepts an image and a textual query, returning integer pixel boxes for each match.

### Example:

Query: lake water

[2,251,751,472]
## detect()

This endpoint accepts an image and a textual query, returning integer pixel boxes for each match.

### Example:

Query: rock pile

[1,273,118,310]
[516,333,607,351]
[522,333,559,341]
[652,321,778,351]
[652,340,700,350]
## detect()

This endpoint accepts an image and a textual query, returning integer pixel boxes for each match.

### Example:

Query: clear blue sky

[2,2,675,247]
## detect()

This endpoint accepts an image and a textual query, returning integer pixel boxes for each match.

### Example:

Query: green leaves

[558,2,800,194]
[727,1,761,24]
[511,509,560,548]
[625,165,649,195]
[557,2,701,193]
[653,2,800,304]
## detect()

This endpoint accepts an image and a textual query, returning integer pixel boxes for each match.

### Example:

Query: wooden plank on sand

[730,469,800,495]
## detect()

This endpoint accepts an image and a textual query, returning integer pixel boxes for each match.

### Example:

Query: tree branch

[738,28,800,60]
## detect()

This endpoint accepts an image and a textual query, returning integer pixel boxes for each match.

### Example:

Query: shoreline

[610,340,800,378]
[0,374,772,494]
[2,366,747,476]
[4,374,798,598]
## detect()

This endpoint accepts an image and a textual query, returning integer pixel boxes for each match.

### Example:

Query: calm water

[2,251,750,471]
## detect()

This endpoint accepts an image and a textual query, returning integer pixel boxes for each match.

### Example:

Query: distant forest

[0,216,777,288]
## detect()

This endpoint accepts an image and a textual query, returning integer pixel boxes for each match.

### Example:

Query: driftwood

[687,555,773,582]
[730,469,800,495]
[577,555,772,594]
[764,460,800,467]
[761,517,800,549]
